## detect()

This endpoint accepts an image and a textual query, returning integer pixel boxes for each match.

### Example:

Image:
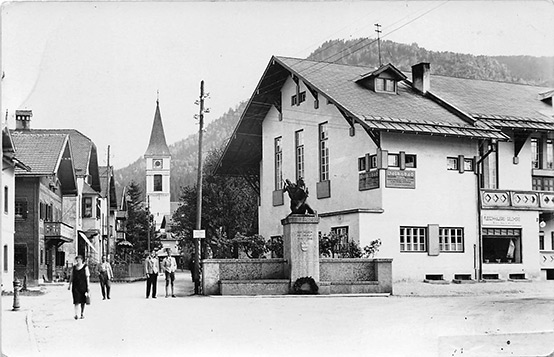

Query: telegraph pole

[194,80,209,294]
[375,23,382,66]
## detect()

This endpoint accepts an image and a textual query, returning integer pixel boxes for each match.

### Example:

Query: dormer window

[355,63,406,94]
[375,78,396,93]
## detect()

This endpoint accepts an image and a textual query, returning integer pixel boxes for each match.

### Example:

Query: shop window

[14,244,27,266]
[154,174,163,192]
[439,227,464,252]
[400,227,427,252]
[482,228,521,263]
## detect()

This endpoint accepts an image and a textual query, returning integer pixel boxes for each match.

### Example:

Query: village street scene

[1,1,554,356]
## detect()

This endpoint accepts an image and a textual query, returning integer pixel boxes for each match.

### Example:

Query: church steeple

[145,99,170,157]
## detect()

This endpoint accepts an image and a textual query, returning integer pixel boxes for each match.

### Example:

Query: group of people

[144,248,178,299]
[67,247,178,320]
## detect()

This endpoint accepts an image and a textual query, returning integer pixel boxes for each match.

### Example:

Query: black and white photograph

[1,1,554,356]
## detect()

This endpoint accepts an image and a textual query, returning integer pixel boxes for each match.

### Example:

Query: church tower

[145,98,171,230]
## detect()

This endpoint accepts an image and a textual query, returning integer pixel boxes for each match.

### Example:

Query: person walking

[96,255,113,300]
[144,250,159,298]
[162,248,177,298]
[68,255,90,320]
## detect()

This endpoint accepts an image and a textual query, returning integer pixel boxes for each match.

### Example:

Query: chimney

[15,110,32,130]
[412,62,430,94]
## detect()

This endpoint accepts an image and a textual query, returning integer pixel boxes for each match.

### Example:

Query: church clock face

[153,159,163,169]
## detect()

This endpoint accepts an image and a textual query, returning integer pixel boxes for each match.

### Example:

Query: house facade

[217,56,554,282]
[11,111,77,283]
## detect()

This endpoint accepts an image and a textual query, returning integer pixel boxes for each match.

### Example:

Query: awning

[78,231,98,253]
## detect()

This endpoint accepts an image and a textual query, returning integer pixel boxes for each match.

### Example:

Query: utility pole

[194,80,209,294]
[147,195,151,252]
[375,23,382,66]
[106,145,111,259]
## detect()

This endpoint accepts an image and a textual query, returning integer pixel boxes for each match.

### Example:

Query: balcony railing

[44,221,74,242]
[481,189,554,211]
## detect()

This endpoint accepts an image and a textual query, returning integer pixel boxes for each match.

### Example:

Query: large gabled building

[217,56,554,282]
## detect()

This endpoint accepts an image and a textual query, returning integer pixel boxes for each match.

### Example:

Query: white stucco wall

[1,165,15,292]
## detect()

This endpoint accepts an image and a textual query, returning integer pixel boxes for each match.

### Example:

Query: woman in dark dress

[67,255,90,320]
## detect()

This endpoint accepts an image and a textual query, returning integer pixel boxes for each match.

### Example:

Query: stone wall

[202,259,286,295]
[320,258,393,294]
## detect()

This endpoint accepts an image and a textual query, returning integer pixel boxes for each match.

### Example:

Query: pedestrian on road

[162,248,177,298]
[96,255,113,300]
[68,255,90,320]
[144,249,159,298]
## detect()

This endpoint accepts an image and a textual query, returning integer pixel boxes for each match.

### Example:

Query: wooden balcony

[481,189,554,211]
[44,221,74,244]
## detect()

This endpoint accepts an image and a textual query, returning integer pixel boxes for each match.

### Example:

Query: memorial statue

[283,178,315,215]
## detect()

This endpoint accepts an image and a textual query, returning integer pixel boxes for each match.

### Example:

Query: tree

[122,181,157,263]
[172,147,258,259]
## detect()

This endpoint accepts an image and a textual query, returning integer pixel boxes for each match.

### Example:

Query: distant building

[144,99,171,230]
[11,110,78,283]
[217,56,554,282]
[99,165,117,260]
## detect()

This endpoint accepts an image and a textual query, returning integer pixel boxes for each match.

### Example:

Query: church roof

[144,100,171,157]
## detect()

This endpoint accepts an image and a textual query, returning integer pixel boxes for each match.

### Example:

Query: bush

[292,277,319,294]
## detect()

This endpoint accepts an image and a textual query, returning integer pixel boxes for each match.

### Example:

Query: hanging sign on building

[481,213,521,227]
[359,170,379,191]
[385,170,415,189]
[193,230,206,239]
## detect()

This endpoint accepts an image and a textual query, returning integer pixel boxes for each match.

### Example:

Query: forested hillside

[114,38,554,202]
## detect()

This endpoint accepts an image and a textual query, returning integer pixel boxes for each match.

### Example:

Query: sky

[2,0,553,169]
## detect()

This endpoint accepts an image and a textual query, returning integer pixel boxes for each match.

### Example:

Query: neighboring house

[11,117,103,271]
[99,165,117,261]
[1,126,29,292]
[11,111,77,283]
[144,99,171,230]
[217,56,554,282]
[115,186,128,245]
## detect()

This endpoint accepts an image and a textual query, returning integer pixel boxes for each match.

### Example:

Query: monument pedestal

[281,214,320,288]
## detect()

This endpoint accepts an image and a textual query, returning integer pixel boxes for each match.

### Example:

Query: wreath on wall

[292,277,319,295]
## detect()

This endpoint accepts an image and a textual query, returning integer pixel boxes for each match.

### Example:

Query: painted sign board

[359,170,379,191]
[193,230,206,239]
[385,170,415,189]
[481,213,521,227]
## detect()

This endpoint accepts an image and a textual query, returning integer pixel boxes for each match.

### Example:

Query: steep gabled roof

[15,129,102,192]
[99,165,118,208]
[10,131,77,195]
[216,56,507,175]
[144,100,171,157]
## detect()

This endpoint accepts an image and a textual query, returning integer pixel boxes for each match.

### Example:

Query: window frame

[295,130,305,181]
[15,200,27,220]
[274,137,283,190]
[318,122,329,182]
[447,157,459,170]
[153,174,163,192]
[400,226,427,252]
[3,186,8,214]
[439,227,464,252]
[83,197,93,218]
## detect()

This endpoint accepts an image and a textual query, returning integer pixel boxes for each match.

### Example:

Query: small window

[299,91,306,103]
[291,95,297,106]
[400,227,427,252]
[4,186,8,214]
[3,245,8,272]
[154,174,162,192]
[405,154,417,168]
[464,158,474,172]
[375,78,396,93]
[540,232,545,250]
[15,201,27,220]
[275,137,283,190]
[447,157,459,170]
[388,154,399,167]
[83,197,93,218]
[369,155,377,169]
[358,157,366,172]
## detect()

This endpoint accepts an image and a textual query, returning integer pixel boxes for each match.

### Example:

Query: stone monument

[282,179,319,291]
